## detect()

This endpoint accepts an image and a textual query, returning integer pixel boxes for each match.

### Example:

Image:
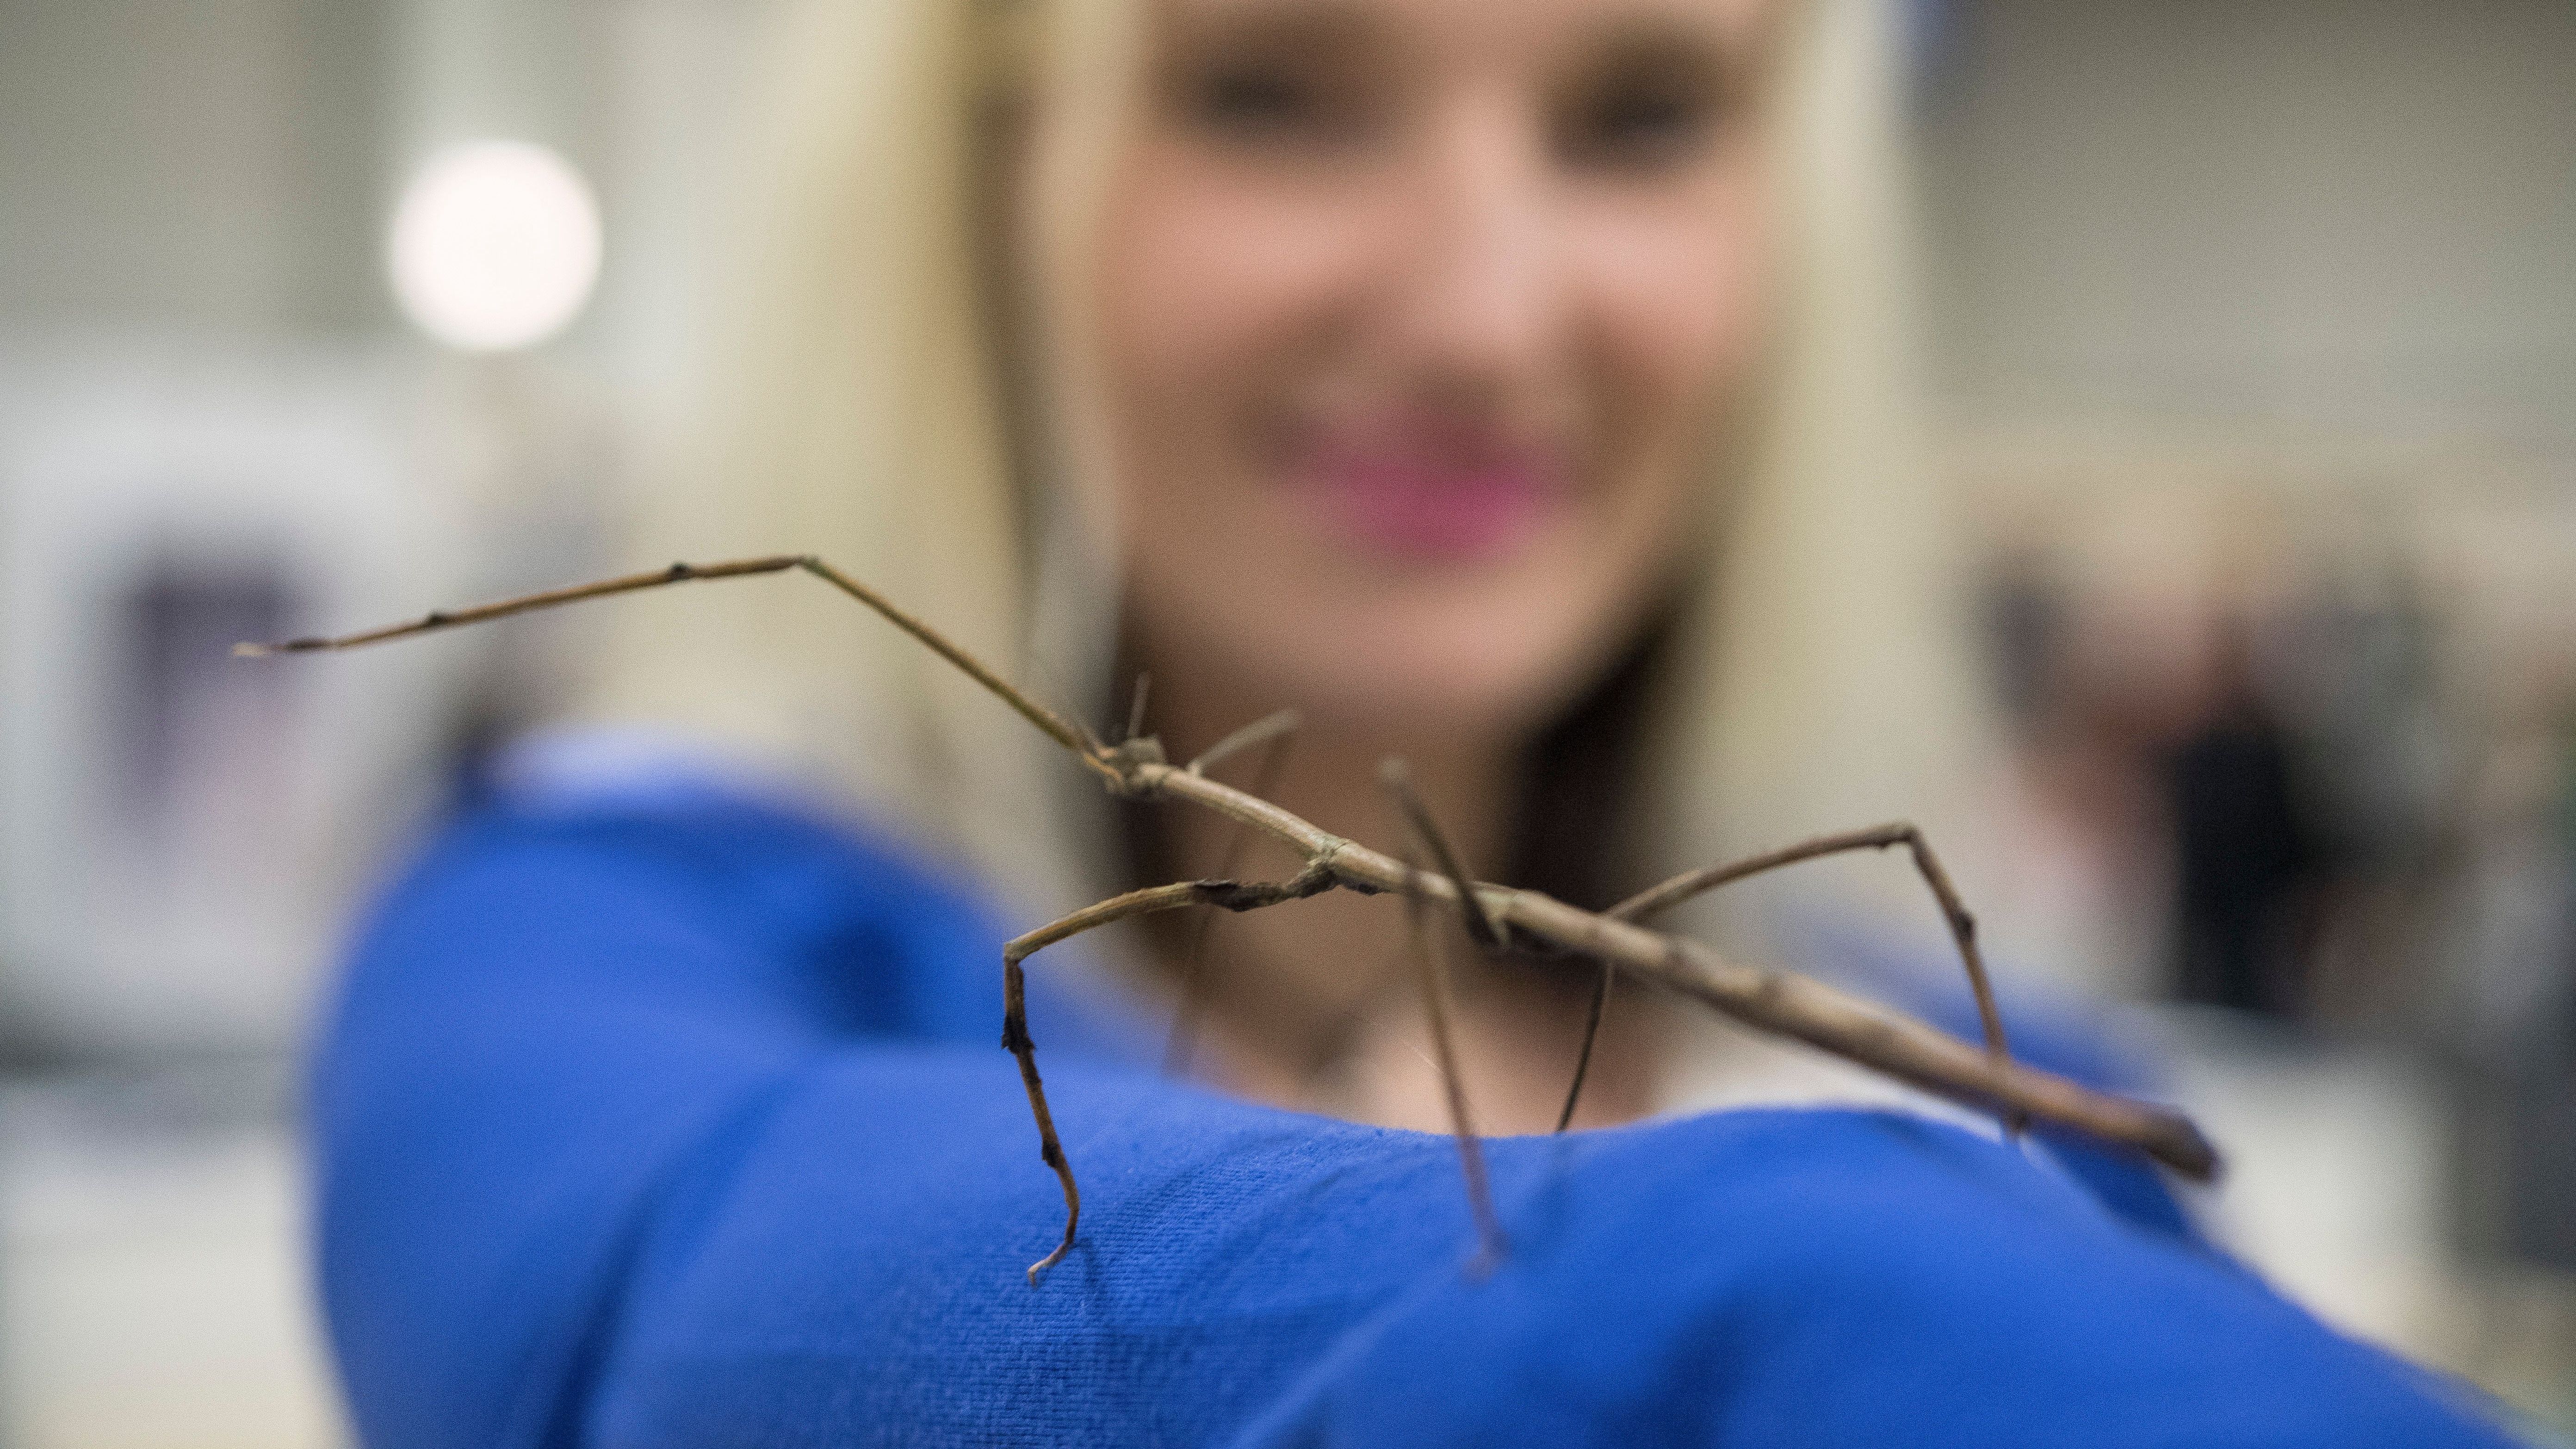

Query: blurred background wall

[0,3,776,1441]
[0,0,2569,1442]
[1911,5,2576,1431]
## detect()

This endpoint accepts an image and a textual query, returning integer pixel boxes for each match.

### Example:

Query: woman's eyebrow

[1156,0,1382,55]
[1569,16,1753,97]
[1155,0,1767,85]
[1578,2,1772,75]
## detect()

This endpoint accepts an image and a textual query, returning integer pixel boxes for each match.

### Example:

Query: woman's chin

[1252,621,1612,739]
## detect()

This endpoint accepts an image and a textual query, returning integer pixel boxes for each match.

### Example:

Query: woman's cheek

[1096,169,1240,496]
[1599,203,1766,435]
[1101,153,1362,447]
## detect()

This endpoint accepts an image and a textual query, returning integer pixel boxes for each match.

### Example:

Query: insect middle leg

[1380,759,1509,1270]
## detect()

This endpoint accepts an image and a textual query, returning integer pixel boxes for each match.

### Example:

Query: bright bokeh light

[388,141,601,353]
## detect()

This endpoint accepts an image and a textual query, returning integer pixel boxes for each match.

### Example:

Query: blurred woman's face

[1092,0,1779,735]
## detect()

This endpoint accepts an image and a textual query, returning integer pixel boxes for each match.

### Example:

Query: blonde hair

[588,0,1985,949]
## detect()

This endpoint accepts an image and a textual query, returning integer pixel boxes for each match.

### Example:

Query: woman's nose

[1378,98,1567,409]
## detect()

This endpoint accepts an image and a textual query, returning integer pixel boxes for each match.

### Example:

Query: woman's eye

[1191,63,1320,136]
[1559,53,1731,170]
[1173,52,1372,149]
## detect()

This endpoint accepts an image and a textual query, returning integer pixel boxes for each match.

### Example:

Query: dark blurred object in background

[2164,619,2320,1018]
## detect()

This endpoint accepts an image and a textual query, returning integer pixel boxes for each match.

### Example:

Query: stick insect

[242,553,2220,1284]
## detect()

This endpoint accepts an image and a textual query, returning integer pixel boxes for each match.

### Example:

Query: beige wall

[1920,0,2576,464]
[0,0,393,336]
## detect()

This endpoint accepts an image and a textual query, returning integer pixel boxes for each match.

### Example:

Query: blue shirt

[312,777,2520,1447]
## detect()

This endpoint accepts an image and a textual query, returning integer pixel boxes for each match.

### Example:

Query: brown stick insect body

[243,554,2221,1284]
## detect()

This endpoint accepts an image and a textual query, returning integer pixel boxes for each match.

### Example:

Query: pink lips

[1295,428,1563,561]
